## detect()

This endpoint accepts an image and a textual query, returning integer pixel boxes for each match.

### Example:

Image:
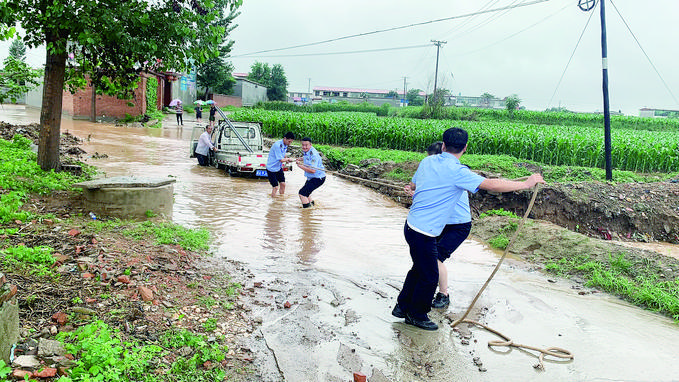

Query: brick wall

[62,76,149,119]
[211,94,242,108]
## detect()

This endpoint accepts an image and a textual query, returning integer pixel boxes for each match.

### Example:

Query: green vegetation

[57,321,230,381]
[480,209,520,219]
[0,135,87,194]
[545,253,679,320]
[0,245,57,280]
[255,100,391,116]
[233,108,679,172]
[312,143,675,183]
[122,221,210,251]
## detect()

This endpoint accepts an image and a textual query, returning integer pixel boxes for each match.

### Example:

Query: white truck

[189,111,291,178]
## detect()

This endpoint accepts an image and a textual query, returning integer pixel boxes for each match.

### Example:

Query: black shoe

[391,304,405,318]
[405,313,438,331]
[432,292,450,309]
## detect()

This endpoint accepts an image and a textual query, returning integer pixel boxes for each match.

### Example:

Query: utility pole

[579,0,612,180]
[431,40,447,105]
[402,77,407,106]
[307,78,311,105]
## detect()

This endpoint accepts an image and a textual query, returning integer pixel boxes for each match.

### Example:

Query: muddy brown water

[3,104,679,382]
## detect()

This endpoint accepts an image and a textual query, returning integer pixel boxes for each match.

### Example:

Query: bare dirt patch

[1,122,272,380]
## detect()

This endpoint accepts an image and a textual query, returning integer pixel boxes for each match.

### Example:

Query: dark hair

[442,128,468,153]
[301,137,312,143]
[284,132,295,140]
[427,141,443,155]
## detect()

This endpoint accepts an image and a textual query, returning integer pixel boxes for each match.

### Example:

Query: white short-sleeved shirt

[407,152,484,237]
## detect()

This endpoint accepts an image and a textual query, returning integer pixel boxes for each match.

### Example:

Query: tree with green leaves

[8,38,25,61]
[428,88,450,107]
[196,7,238,99]
[198,56,235,98]
[406,89,424,106]
[0,55,42,104]
[247,61,288,101]
[267,64,288,101]
[0,0,241,171]
[505,94,521,112]
[386,90,398,99]
[480,92,494,108]
[247,61,270,85]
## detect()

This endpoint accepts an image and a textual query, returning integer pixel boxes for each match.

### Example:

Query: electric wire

[456,2,570,57]
[609,0,679,107]
[546,1,597,110]
[444,0,523,42]
[232,0,552,58]
[438,0,500,39]
[233,44,431,58]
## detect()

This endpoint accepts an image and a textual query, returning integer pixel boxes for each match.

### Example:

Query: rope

[300,161,573,367]
[297,163,407,190]
[450,184,574,369]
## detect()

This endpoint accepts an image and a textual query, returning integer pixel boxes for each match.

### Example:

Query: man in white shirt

[195,126,216,166]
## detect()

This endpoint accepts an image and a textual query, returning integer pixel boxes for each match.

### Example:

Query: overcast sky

[227,0,679,115]
[2,0,678,116]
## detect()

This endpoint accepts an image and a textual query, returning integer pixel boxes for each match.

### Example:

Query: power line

[455,2,570,57]
[547,4,597,110]
[232,0,552,58]
[231,44,431,58]
[609,0,679,106]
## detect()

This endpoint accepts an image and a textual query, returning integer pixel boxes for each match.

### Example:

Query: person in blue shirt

[393,127,545,330]
[266,132,295,198]
[295,137,326,208]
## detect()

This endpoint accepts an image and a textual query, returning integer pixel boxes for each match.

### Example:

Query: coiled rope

[449,184,573,370]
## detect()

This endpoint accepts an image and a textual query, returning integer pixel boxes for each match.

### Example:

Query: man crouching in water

[295,137,326,208]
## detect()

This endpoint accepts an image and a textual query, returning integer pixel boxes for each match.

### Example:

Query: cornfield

[231,109,679,173]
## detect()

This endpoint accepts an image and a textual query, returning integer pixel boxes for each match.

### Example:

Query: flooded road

[3,104,679,382]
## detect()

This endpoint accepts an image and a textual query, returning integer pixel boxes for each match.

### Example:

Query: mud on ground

[4,192,265,380]
[1,122,270,380]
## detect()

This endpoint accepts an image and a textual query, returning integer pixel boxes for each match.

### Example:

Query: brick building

[24,71,193,120]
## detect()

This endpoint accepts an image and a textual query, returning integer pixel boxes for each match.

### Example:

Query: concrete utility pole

[402,76,407,106]
[579,0,612,180]
[431,40,447,105]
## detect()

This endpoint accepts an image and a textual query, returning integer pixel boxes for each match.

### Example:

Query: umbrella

[193,100,205,105]
[169,99,182,107]
[205,100,215,105]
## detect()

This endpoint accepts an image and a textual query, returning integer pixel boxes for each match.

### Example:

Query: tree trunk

[90,81,96,122]
[38,49,66,171]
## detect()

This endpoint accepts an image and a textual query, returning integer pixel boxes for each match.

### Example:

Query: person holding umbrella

[175,100,183,126]
[208,101,217,128]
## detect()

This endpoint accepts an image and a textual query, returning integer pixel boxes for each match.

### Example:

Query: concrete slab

[72,176,176,219]
[72,176,176,189]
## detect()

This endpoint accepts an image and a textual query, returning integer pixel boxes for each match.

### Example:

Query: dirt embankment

[331,158,679,285]
[334,159,679,245]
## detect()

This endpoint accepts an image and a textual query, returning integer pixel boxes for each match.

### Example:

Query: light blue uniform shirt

[266,139,288,172]
[407,152,484,237]
[303,147,325,179]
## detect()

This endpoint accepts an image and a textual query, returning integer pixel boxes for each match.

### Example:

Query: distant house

[639,108,679,118]
[311,86,424,107]
[287,91,313,105]
[229,73,267,107]
[448,95,505,109]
